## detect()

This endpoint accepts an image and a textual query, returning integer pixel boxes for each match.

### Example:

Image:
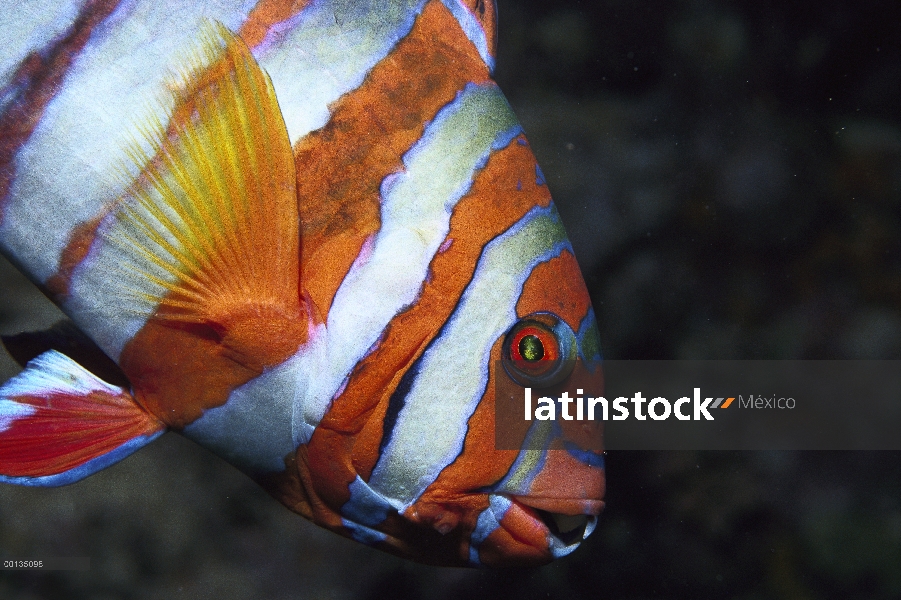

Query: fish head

[277,120,604,567]
[106,4,604,569]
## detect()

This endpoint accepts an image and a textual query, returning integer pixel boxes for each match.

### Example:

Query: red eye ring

[502,313,577,388]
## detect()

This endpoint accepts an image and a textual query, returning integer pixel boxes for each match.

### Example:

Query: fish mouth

[500,495,601,556]
[535,509,594,545]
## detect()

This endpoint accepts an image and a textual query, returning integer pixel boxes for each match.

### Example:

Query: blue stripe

[468,494,511,565]
[576,309,603,363]
[440,0,495,72]
[342,476,397,528]
[341,519,388,545]
[564,442,605,469]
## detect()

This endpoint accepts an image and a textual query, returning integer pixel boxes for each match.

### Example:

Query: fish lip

[511,495,604,516]
[490,494,601,557]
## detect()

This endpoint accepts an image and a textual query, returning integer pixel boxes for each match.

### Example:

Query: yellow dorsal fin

[107,23,306,367]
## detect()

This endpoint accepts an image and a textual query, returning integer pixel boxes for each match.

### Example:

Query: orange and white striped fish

[0,0,604,566]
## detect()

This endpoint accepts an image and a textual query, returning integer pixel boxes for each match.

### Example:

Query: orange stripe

[238,0,311,49]
[45,213,106,299]
[0,0,122,223]
[516,249,592,333]
[295,0,491,320]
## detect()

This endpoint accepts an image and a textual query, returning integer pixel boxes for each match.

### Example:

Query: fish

[0,0,604,566]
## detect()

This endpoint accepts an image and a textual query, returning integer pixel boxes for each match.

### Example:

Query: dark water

[1,0,900,598]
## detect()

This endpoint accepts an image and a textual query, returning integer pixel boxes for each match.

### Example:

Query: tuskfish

[0,0,604,566]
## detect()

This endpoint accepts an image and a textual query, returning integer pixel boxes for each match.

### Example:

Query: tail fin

[0,350,165,486]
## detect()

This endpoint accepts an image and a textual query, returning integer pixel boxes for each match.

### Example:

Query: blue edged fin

[0,350,165,487]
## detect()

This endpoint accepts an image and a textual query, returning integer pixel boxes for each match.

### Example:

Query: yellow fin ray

[105,23,303,338]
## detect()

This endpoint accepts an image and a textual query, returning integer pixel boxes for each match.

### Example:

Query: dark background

[1,0,900,597]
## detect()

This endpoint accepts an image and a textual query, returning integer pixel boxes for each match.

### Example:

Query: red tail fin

[0,350,165,486]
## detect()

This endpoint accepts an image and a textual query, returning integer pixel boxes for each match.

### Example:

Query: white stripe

[255,0,429,144]
[367,206,569,506]
[0,0,86,99]
[182,352,303,474]
[468,494,509,565]
[292,83,520,446]
[0,0,256,284]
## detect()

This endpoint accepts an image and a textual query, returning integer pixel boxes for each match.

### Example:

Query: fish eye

[502,313,577,388]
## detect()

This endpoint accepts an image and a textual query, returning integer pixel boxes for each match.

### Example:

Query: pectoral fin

[0,351,165,486]
[108,23,304,339]
[94,23,309,426]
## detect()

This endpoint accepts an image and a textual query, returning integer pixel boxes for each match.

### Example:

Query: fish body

[0,0,604,566]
